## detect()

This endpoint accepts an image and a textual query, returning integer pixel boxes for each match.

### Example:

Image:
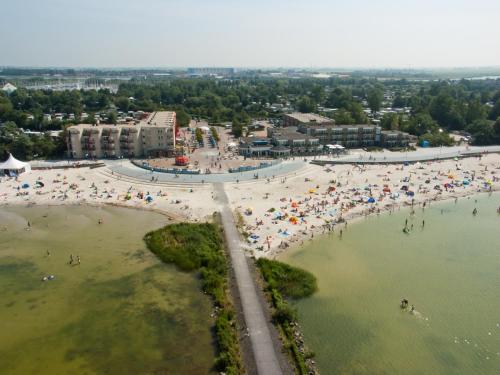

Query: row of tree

[1,76,500,160]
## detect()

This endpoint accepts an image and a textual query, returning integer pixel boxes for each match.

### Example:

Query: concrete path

[312,145,500,164]
[107,159,305,184]
[214,183,283,375]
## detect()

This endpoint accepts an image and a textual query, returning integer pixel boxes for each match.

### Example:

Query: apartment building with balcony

[380,130,413,148]
[296,124,382,147]
[67,111,176,158]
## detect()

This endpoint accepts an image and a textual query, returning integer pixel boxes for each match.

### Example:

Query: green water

[0,206,215,375]
[282,193,500,375]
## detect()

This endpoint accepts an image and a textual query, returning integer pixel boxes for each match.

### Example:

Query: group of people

[69,254,81,265]
[400,298,415,313]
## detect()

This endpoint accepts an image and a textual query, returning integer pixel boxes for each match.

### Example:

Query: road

[214,183,284,375]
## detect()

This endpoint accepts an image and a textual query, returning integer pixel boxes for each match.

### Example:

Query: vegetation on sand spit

[144,222,243,374]
[256,258,318,374]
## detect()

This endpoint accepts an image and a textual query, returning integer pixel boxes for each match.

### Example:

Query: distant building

[187,67,235,76]
[380,130,413,148]
[239,112,413,158]
[67,111,176,159]
[1,83,17,95]
[282,112,334,127]
[297,124,381,148]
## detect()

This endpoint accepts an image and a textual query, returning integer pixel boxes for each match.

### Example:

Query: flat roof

[68,111,175,130]
[285,112,333,123]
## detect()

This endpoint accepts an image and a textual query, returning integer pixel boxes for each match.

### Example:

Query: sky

[1,0,499,68]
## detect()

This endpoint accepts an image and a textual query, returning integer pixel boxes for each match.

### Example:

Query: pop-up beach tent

[0,153,31,176]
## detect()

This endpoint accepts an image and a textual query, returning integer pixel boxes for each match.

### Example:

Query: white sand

[0,166,218,222]
[2,154,499,259]
[224,154,500,257]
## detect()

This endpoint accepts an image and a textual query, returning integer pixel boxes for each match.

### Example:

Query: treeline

[1,76,500,160]
[0,121,65,160]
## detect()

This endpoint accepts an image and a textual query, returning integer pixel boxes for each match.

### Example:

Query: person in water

[473,208,478,215]
[410,305,415,312]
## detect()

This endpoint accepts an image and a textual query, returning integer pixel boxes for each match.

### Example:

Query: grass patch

[257,258,317,299]
[256,258,318,374]
[144,221,243,374]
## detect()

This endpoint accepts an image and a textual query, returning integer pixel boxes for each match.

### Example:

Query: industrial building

[67,111,176,159]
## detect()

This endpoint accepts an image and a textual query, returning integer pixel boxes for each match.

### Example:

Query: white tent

[0,154,31,175]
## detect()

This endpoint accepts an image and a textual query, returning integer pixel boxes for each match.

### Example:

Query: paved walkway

[107,159,306,183]
[312,145,500,164]
[214,183,283,375]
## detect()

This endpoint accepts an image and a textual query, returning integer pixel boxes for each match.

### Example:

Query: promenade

[215,183,284,375]
[312,145,500,164]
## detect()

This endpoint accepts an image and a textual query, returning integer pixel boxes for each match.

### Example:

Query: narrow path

[214,183,284,375]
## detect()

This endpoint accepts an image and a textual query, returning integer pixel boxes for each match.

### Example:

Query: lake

[282,193,500,374]
[0,205,215,375]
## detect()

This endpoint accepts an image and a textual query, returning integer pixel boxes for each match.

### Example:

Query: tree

[405,113,439,136]
[231,118,243,138]
[367,88,383,113]
[493,118,500,143]
[380,113,400,130]
[392,94,406,108]
[107,111,117,124]
[466,119,496,145]
[296,96,316,113]
[465,99,487,124]
[429,92,465,130]
[418,131,454,147]
[333,109,354,125]
[489,99,500,121]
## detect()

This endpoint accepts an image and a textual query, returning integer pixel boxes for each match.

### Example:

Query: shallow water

[0,205,215,375]
[282,193,500,375]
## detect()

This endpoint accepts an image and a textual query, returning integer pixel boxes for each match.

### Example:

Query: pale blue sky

[1,0,499,68]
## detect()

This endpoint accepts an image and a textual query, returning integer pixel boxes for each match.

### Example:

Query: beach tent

[0,153,31,176]
[367,197,376,203]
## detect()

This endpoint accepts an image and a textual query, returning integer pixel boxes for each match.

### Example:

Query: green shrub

[256,258,317,299]
[144,223,242,374]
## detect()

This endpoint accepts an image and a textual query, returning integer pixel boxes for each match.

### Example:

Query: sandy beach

[2,153,499,258]
[224,153,500,257]
[0,165,219,223]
